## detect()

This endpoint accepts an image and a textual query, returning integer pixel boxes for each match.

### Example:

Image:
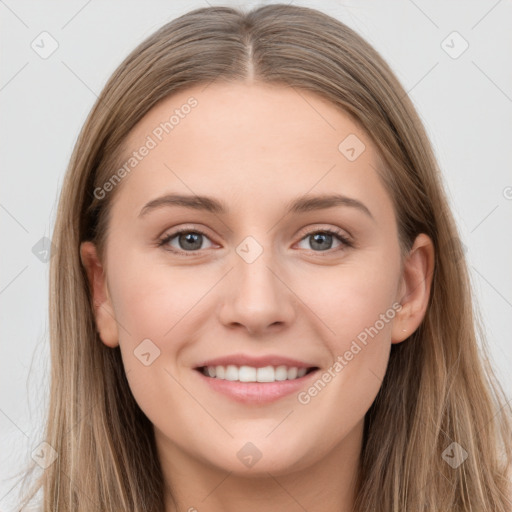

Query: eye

[296,228,352,253]
[158,228,214,255]
[157,226,352,256]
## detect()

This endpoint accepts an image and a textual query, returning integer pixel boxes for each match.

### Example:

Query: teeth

[238,365,256,382]
[225,365,238,381]
[257,366,275,382]
[274,365,288,381]
[297,368,307,378]
[201,364,313,382]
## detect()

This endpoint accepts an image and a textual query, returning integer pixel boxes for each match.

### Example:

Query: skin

[81,82,434,512]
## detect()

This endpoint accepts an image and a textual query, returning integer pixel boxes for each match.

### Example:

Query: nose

[218,247,296,336]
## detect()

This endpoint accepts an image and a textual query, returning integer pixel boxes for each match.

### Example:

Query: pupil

[311,233,332,251]
[180,232,202,250]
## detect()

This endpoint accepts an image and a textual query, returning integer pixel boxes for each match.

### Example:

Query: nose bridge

[238,245,277,298]
[235,234,282,306]
[219,233,295,333]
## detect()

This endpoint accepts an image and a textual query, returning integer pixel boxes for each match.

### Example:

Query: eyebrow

[138,193,374,220]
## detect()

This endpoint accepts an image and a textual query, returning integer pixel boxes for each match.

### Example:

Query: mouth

[193,363,321,404]
[195,364,319,383]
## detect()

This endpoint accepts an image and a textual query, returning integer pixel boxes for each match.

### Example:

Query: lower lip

[194,368,319,404]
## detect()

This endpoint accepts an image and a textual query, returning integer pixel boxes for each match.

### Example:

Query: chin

[200,437,317,477]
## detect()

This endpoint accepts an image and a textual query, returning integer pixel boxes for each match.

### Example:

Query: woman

[16,3,512,511]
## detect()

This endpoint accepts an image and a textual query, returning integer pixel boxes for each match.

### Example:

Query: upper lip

[194,353,319,369]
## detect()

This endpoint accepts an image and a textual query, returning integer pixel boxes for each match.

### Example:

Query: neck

[159,419,363,512]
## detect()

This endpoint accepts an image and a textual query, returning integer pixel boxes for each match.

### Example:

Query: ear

[80,241,119,348]
[391,233,435,344]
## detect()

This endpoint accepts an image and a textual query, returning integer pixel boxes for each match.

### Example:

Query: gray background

[1,1,511,509]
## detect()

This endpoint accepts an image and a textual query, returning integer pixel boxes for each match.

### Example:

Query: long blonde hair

[16,4,511,511]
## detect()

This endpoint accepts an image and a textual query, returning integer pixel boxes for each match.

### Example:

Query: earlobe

[80,241,119,348]
[391,233,435,344]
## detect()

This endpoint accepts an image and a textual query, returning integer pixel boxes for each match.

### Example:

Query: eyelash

[157,226,353,257]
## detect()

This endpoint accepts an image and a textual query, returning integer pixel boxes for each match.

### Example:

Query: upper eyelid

[160,225,214,242]
[160,224,351,239]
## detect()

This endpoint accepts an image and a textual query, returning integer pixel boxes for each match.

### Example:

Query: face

[81,82,433,478]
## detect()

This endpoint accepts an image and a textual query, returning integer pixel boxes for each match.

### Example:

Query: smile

[194,365,320,404]
[198,364,317,382]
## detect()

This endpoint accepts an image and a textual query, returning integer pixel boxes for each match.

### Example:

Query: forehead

[110,81,392,221]
[124,81,370,161]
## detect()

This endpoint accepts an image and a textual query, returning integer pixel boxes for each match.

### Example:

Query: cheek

[105,255,215,409]
[298,251,400,346]
[293,252,399,412]
[108,253,208,342]
[294,290,395,458]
